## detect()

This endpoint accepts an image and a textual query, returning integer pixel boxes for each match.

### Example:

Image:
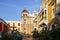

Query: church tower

[22,6,29,18]
[21,6,35,35]
[21,6,29,34]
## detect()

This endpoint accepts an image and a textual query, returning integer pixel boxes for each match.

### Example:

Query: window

[42,12,44,19]
[18,28,20,30]
[13,23,15,26]
[45,10,46,14]
[45,10,46,19]
[40,15,41,17]
[8,23,10,25]
[26,14,27,16]
[52,24,55,30]
[23,14,27,16]
[18,23,20,26]
[52,5,55,18]
[50,24,55,30]
[24,19,26,21]
[8,23,10,27]
[24,28,26,30]
[45,27,47,30]
[53,8,54,13]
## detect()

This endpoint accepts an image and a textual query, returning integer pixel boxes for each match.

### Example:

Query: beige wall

[6,21,21,32]
[21,16,35,35]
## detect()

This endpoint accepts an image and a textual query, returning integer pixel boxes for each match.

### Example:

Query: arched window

[42,12,44,19]
[52,24,55,30]
[18,23,20,26]
[45,10,46,19]
[45,26,47,30]
[24,19,26,21]
[23,14,27,16]
[50,23,55,30]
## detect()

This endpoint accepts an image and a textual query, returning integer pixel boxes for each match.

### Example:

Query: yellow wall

[48,0,56,29]
[38,0,56,30]
[48,5,52,24]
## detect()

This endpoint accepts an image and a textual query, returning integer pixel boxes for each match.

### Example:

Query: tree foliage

[32,28,39,38]
[1,30,23,40]
[39,28,60,40]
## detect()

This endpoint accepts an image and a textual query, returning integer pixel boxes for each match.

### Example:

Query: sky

[0,0,42,21]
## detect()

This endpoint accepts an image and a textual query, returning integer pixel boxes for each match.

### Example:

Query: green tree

[1,31,12,40]
[1,30,23,40]
[11,30,23,40]
[32,28,39,39]
[39,30,51,40]
[50,28,60,40]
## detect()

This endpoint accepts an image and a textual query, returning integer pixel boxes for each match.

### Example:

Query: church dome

[22,9,28,12]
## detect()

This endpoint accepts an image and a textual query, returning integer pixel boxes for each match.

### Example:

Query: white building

[6,21,21,32]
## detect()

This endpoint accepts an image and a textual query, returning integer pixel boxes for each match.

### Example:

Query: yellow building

[48,0,56,30]
[34,0,56,31]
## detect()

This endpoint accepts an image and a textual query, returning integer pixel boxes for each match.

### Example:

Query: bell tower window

[23,14,27,16]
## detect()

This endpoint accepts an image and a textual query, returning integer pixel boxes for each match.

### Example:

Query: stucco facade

[6,21,21,32]
[34,0,57,31]
[21,8,38,35]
